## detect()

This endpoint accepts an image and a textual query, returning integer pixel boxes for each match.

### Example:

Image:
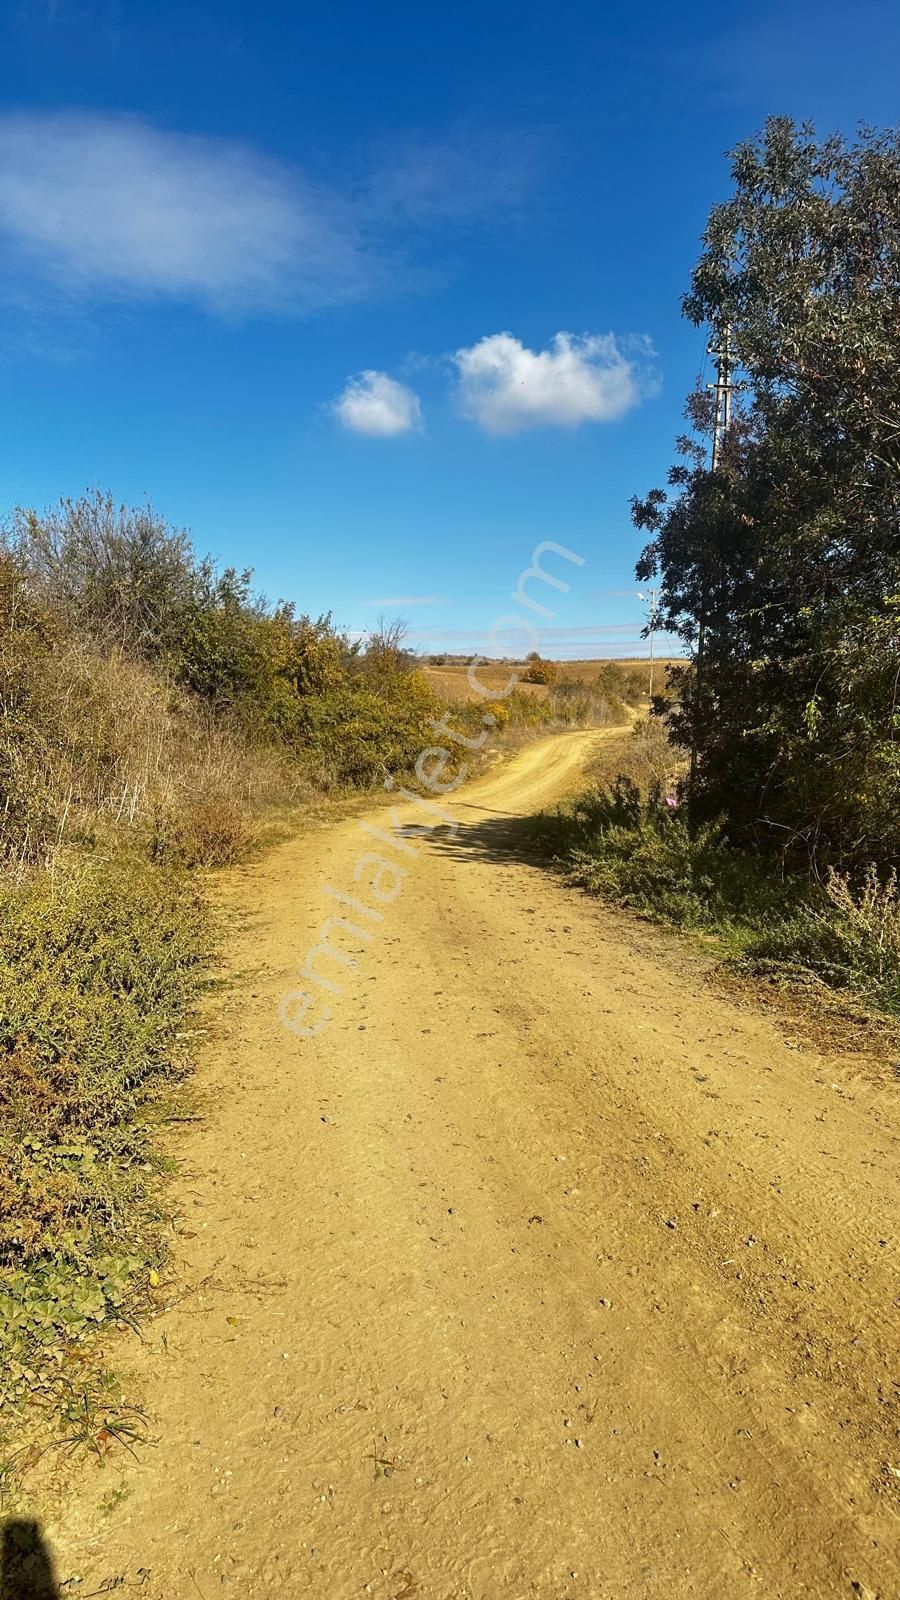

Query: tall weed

[540,777,900,1016]
[745,866,900,1012]
[554,778,785,928]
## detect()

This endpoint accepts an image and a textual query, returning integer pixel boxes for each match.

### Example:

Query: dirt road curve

[46,731,899,1598]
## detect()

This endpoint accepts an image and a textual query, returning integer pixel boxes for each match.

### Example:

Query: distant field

[421,657,684,703]
[424,664,547,701]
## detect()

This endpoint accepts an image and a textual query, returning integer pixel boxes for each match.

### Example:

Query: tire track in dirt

[40,730,900,1599]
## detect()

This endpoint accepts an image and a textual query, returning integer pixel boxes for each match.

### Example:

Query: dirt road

[44,731,899,1598]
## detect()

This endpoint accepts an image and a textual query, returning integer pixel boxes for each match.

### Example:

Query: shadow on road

[1,1521,59,1600]
[401,807,559,870]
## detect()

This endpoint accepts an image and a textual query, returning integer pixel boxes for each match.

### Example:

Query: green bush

[744,866,900,1012]
[0,855,209,1422]
[298,671,442,787]
[547,678,630,728]
[539,773,900,1015]
[553,778,780,928]
[592,661,647,707]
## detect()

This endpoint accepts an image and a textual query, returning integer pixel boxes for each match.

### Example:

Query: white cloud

[334,370,422,437]
[453,331,653,434]
[0,111,371,315]
[0,111,543,320]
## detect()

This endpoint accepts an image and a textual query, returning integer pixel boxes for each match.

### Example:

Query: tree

[12,492,199,661]
[635,119,900,870]
[361,615,415,681]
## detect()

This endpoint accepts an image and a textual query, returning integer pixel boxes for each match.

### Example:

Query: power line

[637,587,660,699]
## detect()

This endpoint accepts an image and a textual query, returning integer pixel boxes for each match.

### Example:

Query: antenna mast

[709,323,734,471]
[638,587,659,701]
[690,322,735,806]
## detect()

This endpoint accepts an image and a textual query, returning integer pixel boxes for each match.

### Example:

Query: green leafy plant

[0,856,209,1453]
[546,778,783,929]
[632,119,900,874]
[745,867,900,1012]
[539,776,900,1015]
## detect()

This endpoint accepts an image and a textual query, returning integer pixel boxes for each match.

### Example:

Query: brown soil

[35,731,900,1598]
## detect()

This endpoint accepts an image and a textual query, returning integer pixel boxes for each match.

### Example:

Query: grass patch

[579,716,685,794]
[539,776,793,931]
[537,755,900,1018]
[0,853,210,1469]
[743,867,900,1014]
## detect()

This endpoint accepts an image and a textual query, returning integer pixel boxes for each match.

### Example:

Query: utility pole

[709,323,734,472]
[637,587,659,701]
[690,323,735,803]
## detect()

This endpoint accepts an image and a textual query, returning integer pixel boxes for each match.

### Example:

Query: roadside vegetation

[0,858,209,1469]
[542,723,900,1016]
[541,119,900,1021]
[11,108,898,1477]
[0,492,627,1475]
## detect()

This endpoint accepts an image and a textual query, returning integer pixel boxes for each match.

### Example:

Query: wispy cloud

[454,331,656,434]
[0,114,347,313]
[403,621,678,659]
[407,623,646,641]
[0,110,540,319]
[365,595,445,607]
[362,126,541,228]
[333,370,422,436]
[0,111,372,315]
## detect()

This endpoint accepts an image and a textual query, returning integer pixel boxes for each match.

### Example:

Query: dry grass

[421,657,684,705]
[582,715,685,793]
[423,664,548,702]
[554,657,684,691]
[1,634,307,874]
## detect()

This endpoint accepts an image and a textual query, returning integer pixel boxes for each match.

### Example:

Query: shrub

[547,679,630,728]
[0,549,301,870]
[582,715,683,791]
[149,795,254,868]
[592,661,646,706]
[555,779,778,927]
[174,570,344,732]
[522,655,557,684]
[0,855,209,1423]
[745,866,900,1012]
[298,671,442,787]
[539,766,900,1015]
[11,491,199,662]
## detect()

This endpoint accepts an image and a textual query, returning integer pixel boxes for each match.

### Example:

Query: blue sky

[0,1,896,657]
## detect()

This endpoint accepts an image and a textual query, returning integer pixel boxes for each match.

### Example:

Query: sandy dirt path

[42,730,899,1598]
